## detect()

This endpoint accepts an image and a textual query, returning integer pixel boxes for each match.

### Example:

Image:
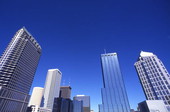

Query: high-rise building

[134,51,170,109]
[52,86,72,112]
[99,53,130,112]
[0,27,41,112]
[73,99,83,112]
[60,86,72,99]
[28,87,44,107]
[74,95,90,112]
[52,97,73,112]
[43,69,62,110]
[130,109,139,112]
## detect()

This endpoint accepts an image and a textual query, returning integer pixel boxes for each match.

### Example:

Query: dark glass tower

[0,27,41,112]
[99,53,130,112]
[60,86,72,99]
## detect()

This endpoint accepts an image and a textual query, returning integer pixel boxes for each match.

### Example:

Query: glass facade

[0,86,30,112]
[73,95,90,112]
[73,100,83,112]
[52,97,73,112]
[52,97,84,112]
[99,53,130,112]
[0,27,41,112]
[134,51,170,108]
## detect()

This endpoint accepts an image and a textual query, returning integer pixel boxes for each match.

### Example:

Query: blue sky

[0,0,170,111]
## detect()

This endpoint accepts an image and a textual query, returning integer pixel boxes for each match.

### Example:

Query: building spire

[104,49,107,54]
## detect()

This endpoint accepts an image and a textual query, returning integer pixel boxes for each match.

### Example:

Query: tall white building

[135,51,170,110]
[29,87,44,107]
[43,69,62,110]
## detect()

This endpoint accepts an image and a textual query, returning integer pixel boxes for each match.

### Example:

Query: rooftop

[140,51,154,57]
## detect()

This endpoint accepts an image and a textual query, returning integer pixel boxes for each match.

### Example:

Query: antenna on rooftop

[104,49,107,54]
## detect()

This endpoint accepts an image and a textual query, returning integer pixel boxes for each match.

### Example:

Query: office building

[27,105,52,112]
[28,87,44,107]
[73,99,83,112]
[99,53,130,112]
[60,86,72,99]
[43,69,62,110]
[138,100,168,112]
[134,51,170,109]
[130,109,139,112]
[0,27,41,112]
[52,97,73,112]
[74,95,90,112]
[52,86,72,112]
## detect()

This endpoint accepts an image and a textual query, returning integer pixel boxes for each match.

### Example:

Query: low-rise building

[138,100,168,112]
[27,105,52,112]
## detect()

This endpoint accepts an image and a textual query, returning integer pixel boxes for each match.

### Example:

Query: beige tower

[29,87,44,107]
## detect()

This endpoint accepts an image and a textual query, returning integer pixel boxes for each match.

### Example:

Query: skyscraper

[43,69,62,110]
[99,53,130,112]
[60,86,72,99]
[28,87,44,107]
[74,95,90,112]
[52,97,73,112]
[134,51,170,109]
[0,27,41,112]
[73,99,83,112]
[52,86,72,112]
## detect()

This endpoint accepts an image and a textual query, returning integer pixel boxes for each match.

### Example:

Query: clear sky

[0,0,170,111]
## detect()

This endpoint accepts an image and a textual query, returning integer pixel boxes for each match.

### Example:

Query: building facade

[134,51,170,109]
[73,99,83,112]
[99,53,130,112]
[60,86,72,99]
[52,97,73,112]
[27,105,52,112]
[74,95,90,112]
[43,69,62,110]
[0,27,41,112]
[28,87,44,107]
[130,109,139,112]
[138,100,168,112]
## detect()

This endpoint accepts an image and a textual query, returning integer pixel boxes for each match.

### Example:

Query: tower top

[76,95,86,97]
[101,52,117,56]
[16,27,42,53]
[20,26,32,36]
[140,51,154,57]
